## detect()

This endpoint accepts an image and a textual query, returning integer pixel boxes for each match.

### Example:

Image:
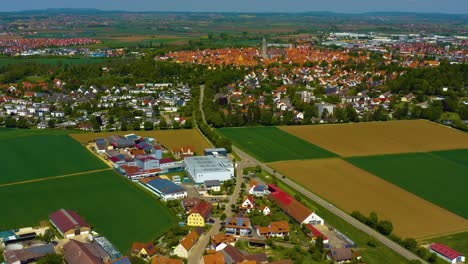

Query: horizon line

[0,8,467,15]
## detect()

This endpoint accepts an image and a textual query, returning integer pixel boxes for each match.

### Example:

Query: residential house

[258,205,270,216]
[131,242,157,259]
[240,196,255,212]
[182,198,201,212]
[429,243,465,264]
[248,181,268,197]
[221,244,268,264]
[151,256,183,264]
[255,221,290,238]
[225,217,252,237]
[49,209,91,238]
[187,201,212,227]
[63,239,110,264]
[211,234,236,251]
[205,180,221,192]
[173,227,204,259]
[202,252,225,264]
[3,245,55,264]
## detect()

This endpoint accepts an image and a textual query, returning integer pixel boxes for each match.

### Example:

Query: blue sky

[1,0,467,13]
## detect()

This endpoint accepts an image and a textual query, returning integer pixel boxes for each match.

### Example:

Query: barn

[49,209,91,238]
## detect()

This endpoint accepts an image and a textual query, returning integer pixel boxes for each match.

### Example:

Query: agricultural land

[280,120,468,157]
[345,149,468,219]
[269,158,468,238]
[0,132,107,184]
[217,126,338,162]
[0,129,176,252]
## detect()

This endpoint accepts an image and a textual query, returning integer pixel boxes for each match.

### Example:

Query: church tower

[262,36,267,59]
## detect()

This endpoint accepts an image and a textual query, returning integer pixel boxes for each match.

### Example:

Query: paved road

[232,146,426,263]
[187,159,247,264]
[199,84,207,124]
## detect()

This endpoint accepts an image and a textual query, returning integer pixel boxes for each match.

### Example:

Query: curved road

[232,146,426,263]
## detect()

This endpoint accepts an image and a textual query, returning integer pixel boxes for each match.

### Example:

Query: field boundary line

[0,168,112,188]
[416,229,468,242]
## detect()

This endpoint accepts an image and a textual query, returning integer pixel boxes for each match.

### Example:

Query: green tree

[159,119,168,130]
[366,211,379,229]
[402,238,418,251]
[220,213,227,221]
[132,120,141,130]
[43,229,56,243]
[376,220,393,236]
[144,121,154,130]
[48,119,56,128]
[120,121,128,131]
[129,256,146,264]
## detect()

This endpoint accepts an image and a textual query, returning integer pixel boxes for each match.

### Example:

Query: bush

[402,238,417,251]
[376,220,393,236]
[389,234,402,244]
[366,238,378,248]
[351,211,367,223]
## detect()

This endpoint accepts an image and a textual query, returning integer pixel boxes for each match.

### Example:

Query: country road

[195,82,424,263]
[232,146,426,263]
[187,157,249,264]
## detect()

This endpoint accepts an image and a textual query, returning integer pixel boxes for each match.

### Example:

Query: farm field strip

[279,120,468,157]
[0,133,108,184]
[269,158,468,238]
[0,169,176,253]
[0,168,112,187]
[345,149,468,219]
[217,127,338,163]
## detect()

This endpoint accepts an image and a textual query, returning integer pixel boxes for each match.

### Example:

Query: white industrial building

[184,155,234,184]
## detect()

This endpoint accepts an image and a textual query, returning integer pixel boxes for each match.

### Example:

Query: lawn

[0,170,176,252]
[217,127,338,162]
[345,149,468,219]
[0,132,107,184]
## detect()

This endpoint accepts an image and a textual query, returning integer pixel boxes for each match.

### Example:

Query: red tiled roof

[189,201,212,220]
[49,209,90,234]
[159,158,174,164]
[430,243,463,260]
[131,242,157,257]
[306,224,328,241]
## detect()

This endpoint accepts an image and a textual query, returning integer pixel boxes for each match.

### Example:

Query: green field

[217,127,338,162]
[0,131,107,184]
[0,170,175,252]
[422,232,468,256]
[345,149,468,218]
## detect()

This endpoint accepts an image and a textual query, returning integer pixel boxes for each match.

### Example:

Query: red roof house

[49,209,91,238]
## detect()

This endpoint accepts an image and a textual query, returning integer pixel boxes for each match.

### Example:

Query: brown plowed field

[70,129,212,154]
[279,120,468,157]
[269,158,468,238]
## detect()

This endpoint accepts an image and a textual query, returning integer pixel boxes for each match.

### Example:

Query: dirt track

[269,158,468,238]
[280,120,468,157]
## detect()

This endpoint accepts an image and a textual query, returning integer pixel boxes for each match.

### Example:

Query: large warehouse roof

[184,156,233,174]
